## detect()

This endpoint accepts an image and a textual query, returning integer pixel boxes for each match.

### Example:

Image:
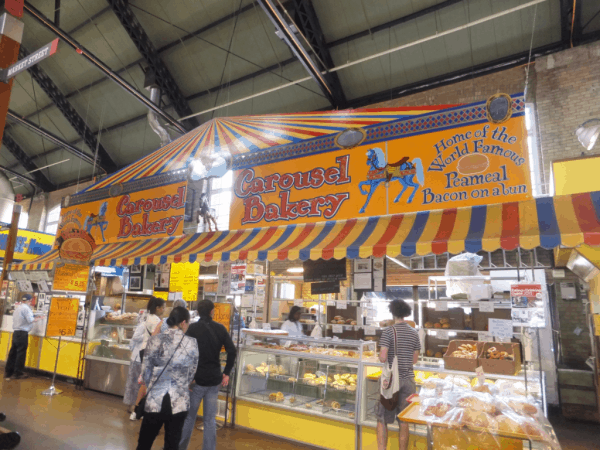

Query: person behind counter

[4,294,43,380]
[375,299,420,450]
[179,300,237,450]
[154,300,188,335]
[136,306,199,450]
[280,305,303,336]
[124,296,166,420]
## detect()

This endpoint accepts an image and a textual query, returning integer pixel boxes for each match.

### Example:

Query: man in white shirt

[5,295,42,380]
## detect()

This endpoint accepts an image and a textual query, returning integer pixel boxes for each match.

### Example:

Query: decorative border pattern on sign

[232,94,525,170]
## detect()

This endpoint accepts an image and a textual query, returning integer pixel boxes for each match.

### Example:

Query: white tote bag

[380,326,400,410]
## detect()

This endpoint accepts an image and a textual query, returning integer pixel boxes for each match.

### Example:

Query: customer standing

[136,307,199,450]
[179,300,236,450]
[4,294,42,380]
[154,300,187,335]
[375,299,420,450]
[280,306,304,336]
[124,296,165,419]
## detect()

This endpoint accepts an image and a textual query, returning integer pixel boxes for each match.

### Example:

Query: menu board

[53,264,89,292]
[169,262,200,302]
[213,302,232,332]
[46,297,79,337]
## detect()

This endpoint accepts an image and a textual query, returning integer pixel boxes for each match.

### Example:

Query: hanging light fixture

[575,119,600,151]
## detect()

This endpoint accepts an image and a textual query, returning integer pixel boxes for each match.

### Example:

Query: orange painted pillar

[0,2,24,141]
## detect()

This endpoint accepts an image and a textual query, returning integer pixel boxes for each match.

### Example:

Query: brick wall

[535,41,600,181]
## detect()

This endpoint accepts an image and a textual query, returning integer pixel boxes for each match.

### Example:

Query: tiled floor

[0,372,599,449]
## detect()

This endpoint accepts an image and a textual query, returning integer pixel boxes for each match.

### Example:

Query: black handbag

[135,334,185,419]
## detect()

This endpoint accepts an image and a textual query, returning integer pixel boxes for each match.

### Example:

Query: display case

[236,332,376,426]
[84,310,138,396]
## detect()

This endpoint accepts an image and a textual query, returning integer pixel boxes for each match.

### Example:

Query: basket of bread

[443,340,483,372]
[413,376,558,448]
[479,342,522,376]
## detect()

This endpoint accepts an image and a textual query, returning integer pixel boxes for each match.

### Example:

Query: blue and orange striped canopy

[81,106,452,193]
[10,190,600,271]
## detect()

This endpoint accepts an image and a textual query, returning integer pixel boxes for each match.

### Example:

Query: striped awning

[10,191,600,271]
[81,106,453,193]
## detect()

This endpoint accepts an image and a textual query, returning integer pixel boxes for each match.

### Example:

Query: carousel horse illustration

[198,193,218,232]
[84,201,109,242]
[358,147,424,214]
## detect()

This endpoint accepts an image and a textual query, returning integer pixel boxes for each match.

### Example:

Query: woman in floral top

[136,307,199,450]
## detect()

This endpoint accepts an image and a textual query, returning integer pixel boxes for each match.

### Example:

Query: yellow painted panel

[553,157,600,196]
[236,400,355,450]
[362,426,427,450]
[40,339,82,378]
[25,335,42,368]
[0,332,11,361]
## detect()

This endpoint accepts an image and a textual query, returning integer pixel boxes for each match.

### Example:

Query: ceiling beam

[2,135,55,191]
[105,0,199,130]
[23,1,188,135]
[7,110,103,171]
[0,165,39,188]
[257,0,339,107]
[288,0,346,108]
[19,45,118,174]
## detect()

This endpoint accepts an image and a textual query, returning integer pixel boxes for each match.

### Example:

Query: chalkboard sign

[486,93,512,124]
[303,258,346,283]
[311,281,340,295]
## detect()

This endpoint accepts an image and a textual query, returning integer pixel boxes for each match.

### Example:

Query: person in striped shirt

[375,299,420,450]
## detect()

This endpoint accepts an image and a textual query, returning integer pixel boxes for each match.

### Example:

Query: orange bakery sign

[57,181,187,246]
[230,115,531,229]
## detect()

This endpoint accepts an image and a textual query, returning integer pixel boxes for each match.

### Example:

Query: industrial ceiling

[1,0,599,195]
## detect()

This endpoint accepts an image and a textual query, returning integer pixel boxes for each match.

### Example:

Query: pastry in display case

[236,333,375,424]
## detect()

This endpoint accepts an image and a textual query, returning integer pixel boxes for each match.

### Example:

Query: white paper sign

[435,301,448,312]
[478,331,493,342]
[17,280,33,292]
[38,280,49,292]
[326,300,336,306]
[336,301,347,310]
[262,323,271,330]
[11,271,25,280]
[332,324,343,334]
[497,336,512,343]
[364,326,376,336]
[373,278,383,292]
[488,318,513,340]
[479,302,494,313]
[437,330,449,339]
[294,299,304,307]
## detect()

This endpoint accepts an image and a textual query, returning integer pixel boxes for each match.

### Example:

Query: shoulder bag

[379,325,400,411]
[135,334,185,419]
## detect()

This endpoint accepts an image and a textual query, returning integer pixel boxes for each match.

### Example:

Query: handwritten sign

[46,297,79,337]
[213,302,232,332]
[169,262,199,302]
[364,326,376,336]
[294,299,304,307]
[478,331,493,342]
[488,318,513,340]
[435,301,448,312]
[332,324,343,334]
[53,264,89,292]
[336,301,347,310]
[479,301,495,313]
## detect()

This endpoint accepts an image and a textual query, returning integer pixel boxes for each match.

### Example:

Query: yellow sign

[53,264,89,292]
[169,262,199,302]
[553,156,600,196]
[57,181,187,245]
[230,117,531,228]
[46,297,79,337]
[0,229,54,261]
[153,291,168,301]
[594,314,600,337]
[213,302,232,332]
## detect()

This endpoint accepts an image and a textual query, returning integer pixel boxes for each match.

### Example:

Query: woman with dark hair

[124,296,166,420]
[280,305,304,336]
[154,299,188,336]
[375,299,420,450]
[136,306,199,450]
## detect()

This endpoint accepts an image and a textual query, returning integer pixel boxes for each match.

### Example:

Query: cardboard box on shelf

[443,340,484,372]
[479,342,522,376]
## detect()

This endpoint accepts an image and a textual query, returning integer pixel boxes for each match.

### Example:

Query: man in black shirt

[179,300,236,450]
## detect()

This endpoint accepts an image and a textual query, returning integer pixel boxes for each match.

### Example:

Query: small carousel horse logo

[358,147,424,214]
[84,201,109,242]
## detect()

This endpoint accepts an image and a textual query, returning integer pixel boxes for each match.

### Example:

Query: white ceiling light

[287,267,304,273]
[575,119,600,151]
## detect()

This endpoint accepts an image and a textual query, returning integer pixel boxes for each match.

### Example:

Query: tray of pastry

[322,399,356,419]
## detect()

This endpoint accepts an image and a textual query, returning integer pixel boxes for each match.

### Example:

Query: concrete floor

[0,372,599,449]
[0,374,310,450]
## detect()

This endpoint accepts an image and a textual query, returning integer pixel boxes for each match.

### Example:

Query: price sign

[364,326,377,336]
[294,299,304,307]
[479,302,495,313]
[262,323,271,330]
[435,301,448,312]
[336,301,347,310]
[332,324,343,334]
[53,264,89,292]
[326,300,336,306]
[169,262,200,301]
[46,297,79,337]
[478,331,493,342]
[436,329,449,339]
[213,303,232,332]
[488,318,513,340]
[475,366,485,385]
